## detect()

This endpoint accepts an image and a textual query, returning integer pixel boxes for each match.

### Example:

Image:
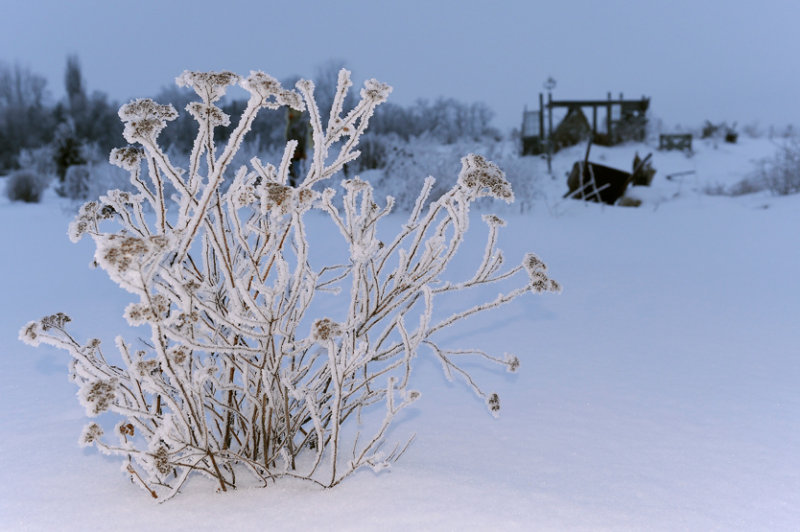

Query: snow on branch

[20,68,559,500]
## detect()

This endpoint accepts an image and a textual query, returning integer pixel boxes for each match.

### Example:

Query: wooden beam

[549,98,648,108]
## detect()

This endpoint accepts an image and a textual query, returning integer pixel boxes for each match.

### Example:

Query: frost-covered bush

[57,159,137,202]
[370,98,500,143]
[83,160,139,199]
[366,137,542,213]
[715,137,800,197]
[5,169,49,203]
[21,69,559,500]
[62,164,91,200]
[348,133,390,172]
[753,137,800,195]
[368,136,461,209]
[17,145,57,178]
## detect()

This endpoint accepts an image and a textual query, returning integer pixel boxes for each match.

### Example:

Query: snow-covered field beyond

[1,138,799,530]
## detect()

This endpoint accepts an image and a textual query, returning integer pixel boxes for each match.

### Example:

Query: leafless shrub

[753,138,800,195]
[21,69,558,500]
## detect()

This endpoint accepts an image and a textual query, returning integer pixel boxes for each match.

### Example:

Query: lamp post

[543,77,556,175]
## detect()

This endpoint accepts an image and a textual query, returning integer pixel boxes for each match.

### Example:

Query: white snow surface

[2,137,799,530]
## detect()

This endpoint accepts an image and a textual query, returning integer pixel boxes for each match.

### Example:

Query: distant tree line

[0,56,122,176]
[0,57,500,178]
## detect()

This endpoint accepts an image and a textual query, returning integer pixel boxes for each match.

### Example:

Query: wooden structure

[522,92,650,156]
[520,108,544,156]
[659,133,692,151]
[564,142,655,205]
[552,107,592,151]
[566,160,631,204]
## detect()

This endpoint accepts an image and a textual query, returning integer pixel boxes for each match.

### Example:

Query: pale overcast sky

[1,0,798,131]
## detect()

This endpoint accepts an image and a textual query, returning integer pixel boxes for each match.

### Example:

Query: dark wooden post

[538,93,544,139]
[592,105,597,137]
[547,92,553,174]
[606,91,612,141]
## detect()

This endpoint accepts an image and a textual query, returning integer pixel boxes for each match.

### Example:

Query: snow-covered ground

[1,137,799,530]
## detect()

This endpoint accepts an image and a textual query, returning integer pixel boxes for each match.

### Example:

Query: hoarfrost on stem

[21,68,559,500]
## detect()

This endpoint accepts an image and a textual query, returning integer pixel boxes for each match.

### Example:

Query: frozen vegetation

[1,71,800,529]
[20,69,557,499]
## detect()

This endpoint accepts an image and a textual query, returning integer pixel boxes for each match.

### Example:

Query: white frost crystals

[20,68,559,500]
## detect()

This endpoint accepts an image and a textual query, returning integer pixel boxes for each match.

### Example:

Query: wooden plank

[550,98,648,108]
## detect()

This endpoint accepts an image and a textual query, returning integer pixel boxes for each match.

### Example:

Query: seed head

[312,318,342,343]
[80,423,104,447]
[486,393,501,418]
[458,154,513,203]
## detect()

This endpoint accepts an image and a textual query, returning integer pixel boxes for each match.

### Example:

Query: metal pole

[547,91,553,175]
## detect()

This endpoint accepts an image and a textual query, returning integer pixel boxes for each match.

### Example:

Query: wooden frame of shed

[522,92,650,156]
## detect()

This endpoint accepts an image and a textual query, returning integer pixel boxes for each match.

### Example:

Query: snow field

[1,138,799,530]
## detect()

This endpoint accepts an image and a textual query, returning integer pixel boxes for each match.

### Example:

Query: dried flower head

[482,214,507,227]
[100,236,149,273]
[168,346,189,364]
[522,253,561,294]
[82,379,117,415]
[41,312,71,331]
[522,253,545,274]
[94,234,172,290]
[68,201,101,242]
[80,423,104,447]
[176,70,240,103]
[119,98,178,144]
[360,79,392,103]
[486,393,500,418]
[19,321,41,346]
[136,358,160,377]
[243,70,281,96]
[119,422,135,437]
[262,182,294,214]
[152,444,172,476]
[186,102,231,128]
[103,190,133,206]
[458,154,514,203]
[241,71,305,111]
[311,318,342,343]
[68,218,89,243]
[99,205,116,219]
[504,353,520,373]
[231,184,257,209]
[110,146,145,171]
[295,188,318,212]
[68,197,122,242]
[174,312,199,334]
[125,294,170,326]
[342,177,371,193]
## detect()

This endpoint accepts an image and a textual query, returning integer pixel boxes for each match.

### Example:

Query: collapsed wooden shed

[564,143,655,205]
